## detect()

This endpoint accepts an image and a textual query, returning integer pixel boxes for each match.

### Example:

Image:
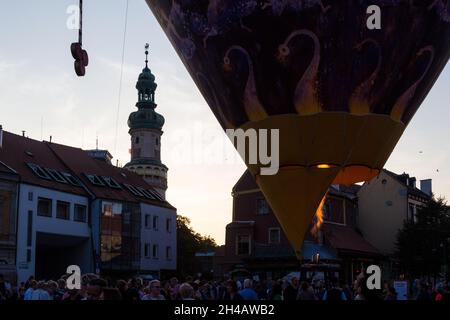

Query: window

[28,192,33,201]
[56,201,70,220]
[145,214,151,228]
[166,218,171,233]
[85,174,105,186]
[61,172,82,187]
[101,176,122,189]
[147,189,164,201]
[137,187,156,200]
[166,246,172,260]
[27,211,33,246]
[236,235,251,255]
[144,243,151,258]
[124,184,144,197]
[135,137,140,144]
[27,163,51,180]
[257,198,270,215]
[155,137,159,146]
[74,205,87,222]
[268,228,280,244]
[152,244,159,259]
[37,198,52,217]
[45,168,67,183]
[27,249,31,263]
[153,216,159,230]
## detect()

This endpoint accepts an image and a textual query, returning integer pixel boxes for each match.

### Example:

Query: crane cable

[113,0,130,162]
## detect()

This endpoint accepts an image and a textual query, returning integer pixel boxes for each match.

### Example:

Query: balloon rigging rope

[113,0,130,162]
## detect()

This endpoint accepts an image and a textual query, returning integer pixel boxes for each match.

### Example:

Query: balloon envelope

[146,0,450,257]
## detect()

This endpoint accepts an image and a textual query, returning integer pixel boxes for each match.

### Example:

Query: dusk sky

[1,0,449,244]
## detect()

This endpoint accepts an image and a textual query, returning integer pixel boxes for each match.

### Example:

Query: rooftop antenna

[40,116,44,141]
[22,130,25,137]
[96,134,99,150]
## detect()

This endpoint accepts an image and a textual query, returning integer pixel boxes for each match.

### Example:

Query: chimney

[409,177,416,188]
[49,136,52,143]
[420,179,432,196]
[85,149,113,165]
[0,125,3,148]
[22,130,26,137]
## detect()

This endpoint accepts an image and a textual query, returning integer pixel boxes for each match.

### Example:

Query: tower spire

[145,43,149,68]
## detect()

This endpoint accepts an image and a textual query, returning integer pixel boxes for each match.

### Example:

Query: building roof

[0,161,17,175]
[0,131,175,209]
[322,224,380,256]
[0,131,87,196]
[383,169,431,200]
[232,170,257,193]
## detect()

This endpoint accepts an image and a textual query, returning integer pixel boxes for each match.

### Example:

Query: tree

[396,197,450,278]
[176,215,217,278]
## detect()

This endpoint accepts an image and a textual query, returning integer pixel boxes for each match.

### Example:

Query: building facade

[217,170,380,283]
[0,156,19,283]
[0,127,176,284]
[357,169,432,278]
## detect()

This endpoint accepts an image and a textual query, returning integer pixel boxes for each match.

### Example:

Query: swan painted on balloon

[277,29,322,115]
[349,39,382,115]
[391,46,435,121]
[223,46,268,122]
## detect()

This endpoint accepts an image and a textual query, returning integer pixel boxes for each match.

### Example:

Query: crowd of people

[1,272,450,301]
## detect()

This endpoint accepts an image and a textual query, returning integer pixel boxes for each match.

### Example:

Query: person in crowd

[191,280,203,300]
[199,283,214,300]
[142,280,165,300]
[0,274,11,300]
[416,282,432,301]
[255,282,268,300]
[24,276,35,290]
[340,280,352,300]
[239,279,258,300]
[125,278,140,301]
[283,277,299,301]
[116,279,128,300]
[85,278,107,300]
[161,281,171,300]
[223,280,243,301]
[55,279,66,301]
[31,281,51,300]
[170,277,180,300]
[24,280,37,300]
[179,282,195,300]
[46,280,58,300]
[297,281,316,300]
[271,282,283,300]
[322,278,347,301]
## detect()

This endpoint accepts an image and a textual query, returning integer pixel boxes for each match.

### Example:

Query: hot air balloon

[146,0,450,258]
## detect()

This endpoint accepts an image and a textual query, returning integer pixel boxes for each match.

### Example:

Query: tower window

[155,137,159,146]
[135,137,140,144]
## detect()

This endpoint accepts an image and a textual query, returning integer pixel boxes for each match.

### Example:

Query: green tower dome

[128,44,165,130]
[128,108,165,130]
